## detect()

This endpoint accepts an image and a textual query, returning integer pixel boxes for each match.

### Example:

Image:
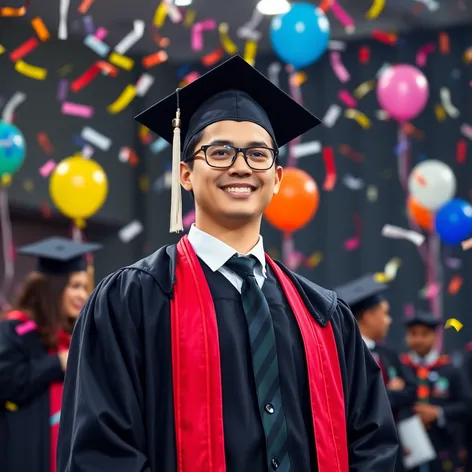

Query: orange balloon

[407,195,434,231]
[265,168,319,232]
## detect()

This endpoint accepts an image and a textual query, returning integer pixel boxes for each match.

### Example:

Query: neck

[194,212,262,254]
[359,326,378,342]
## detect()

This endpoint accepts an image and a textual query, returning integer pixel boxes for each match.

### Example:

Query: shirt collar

[410,350,440,366]
[362,336,376,350]
[187,224,266,275]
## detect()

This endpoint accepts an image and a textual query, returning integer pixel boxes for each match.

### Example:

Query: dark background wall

[1,20,471,353]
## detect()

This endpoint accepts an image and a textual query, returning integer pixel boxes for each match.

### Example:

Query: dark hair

[5,272,70,349]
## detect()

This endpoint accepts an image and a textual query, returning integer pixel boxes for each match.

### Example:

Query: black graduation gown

[57,245,399,472]
[400,355,471,472]
[463,345,472,472]
[0,319,64,472]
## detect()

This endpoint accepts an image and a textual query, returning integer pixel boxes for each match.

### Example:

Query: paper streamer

[330,51,350,83]
[381,224,425,246]
[1,92,26,123]
[107,85,136,114]
[81,127,111,151]
[114,20,145,54]
[58,0,71,40]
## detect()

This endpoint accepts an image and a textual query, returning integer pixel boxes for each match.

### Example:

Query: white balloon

[408,160,456,211]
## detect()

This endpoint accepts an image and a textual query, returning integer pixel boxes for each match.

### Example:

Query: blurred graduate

[400,313,472,472]
[0,237,100,472]
[58,56,398,472]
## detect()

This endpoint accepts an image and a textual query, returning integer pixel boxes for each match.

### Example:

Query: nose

[228,151,252,176]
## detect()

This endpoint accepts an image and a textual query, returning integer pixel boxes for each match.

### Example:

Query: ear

[180,161,193,191]
[273,165,283,195]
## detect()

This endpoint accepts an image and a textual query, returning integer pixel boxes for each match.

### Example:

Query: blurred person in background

[400,313,472,472]
[58,56,398,472]
[0,237,101,472]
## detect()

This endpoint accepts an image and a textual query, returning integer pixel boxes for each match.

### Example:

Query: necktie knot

[224,255,258,279]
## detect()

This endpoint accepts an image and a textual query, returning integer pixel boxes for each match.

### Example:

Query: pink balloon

[376,64,429,121]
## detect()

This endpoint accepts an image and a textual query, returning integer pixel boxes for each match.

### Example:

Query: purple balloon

[376,64,429,121]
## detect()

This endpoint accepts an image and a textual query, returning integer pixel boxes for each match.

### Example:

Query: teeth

[224,187,252,193]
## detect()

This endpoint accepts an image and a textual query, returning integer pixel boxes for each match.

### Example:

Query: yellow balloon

[49,154,108,226]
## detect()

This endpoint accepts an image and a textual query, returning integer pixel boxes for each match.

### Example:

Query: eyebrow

[208,139,271,148]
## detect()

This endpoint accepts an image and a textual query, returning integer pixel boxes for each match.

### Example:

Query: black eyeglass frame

[185,144,280,171]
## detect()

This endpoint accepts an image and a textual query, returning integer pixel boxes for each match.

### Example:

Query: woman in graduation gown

[0,237,101,472]
[58,56,399,472]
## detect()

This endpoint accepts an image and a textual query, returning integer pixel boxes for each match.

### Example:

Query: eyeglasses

[186,144,279,170]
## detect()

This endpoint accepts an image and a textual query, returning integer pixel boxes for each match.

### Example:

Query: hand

[58,350,69,372]
[387,377,405,391]
[413,403,440,426]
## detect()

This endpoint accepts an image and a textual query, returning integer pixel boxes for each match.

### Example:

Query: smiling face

[180,120,283,229]
[61,271,89,320]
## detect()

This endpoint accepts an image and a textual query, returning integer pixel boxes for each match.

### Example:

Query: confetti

[142,50,168,68]
[135,73,155,97]
[61,102,94,118]
[319,0,334,11]
[184,9,196,27]
[5,402,18,411]
[322,147,337,191]
[439,32,450,54]
[114,20,145,55]
[345,109,371,129]
[331,1,355,31]
[150,137,169,153]
[448,275,463,295]
[118,147,139,166]
[201,48,223,67]
[374,257,402,283]
[366,0,385,19]
[107,85,136,114]
[267,62,282,87]
[322,104,342,128]
[0,0,30,16]
[82,15,95,35]
[153,2,167,27]
[81,145,94,159]
[138,175,150,192]
[440,88,459,118]
[330,51,350,83]
[0,45,5,55]
[37,132,54,155]
[445,318,463,331]
[413,0,439,11]
[118,220,143,243]
[70,63,100,92]
[460,123,472,141]
[344,214,362,251]
[182,210,196,229]
[191,19,216,51]
[163,1,182,23]
[342,174,364,190]
[15,60,47,80]
[434,104,446,121]
[243,40,258,66]
[57,79,68,101]
[237,9,263,41]
[461,237,472,250]
[10,37,39,62]
[366,185,378,201]
[1,92,26,123]
[371,30,397,46]
[381,224,425,246]
[81,126,111,151]
[218,23,238,55]
[15,320,37,335]
[78,0,94,14]
[305,251,323,268]
[108,52,135,71]
[358,46,370,64]
[292,141,321,159]
[84,35,110,57]
[58,0,71,40]
[39,159,57,177]
[289,72,307,87]
[95,27,108,40]
[416,43,435,67]
[339,144,364,162]
[328,40,346,51]
[353,80,375,99]
[338,90,357,108]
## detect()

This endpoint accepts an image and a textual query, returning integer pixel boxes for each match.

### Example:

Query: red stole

[170,235,349,472]
[5,310,70,472]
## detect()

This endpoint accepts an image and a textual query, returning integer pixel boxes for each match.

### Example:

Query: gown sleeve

[385,353,417,411]
[0,320,64,405]
[57,269,153,472]
[335,300,399,472]
[440,365,472,423]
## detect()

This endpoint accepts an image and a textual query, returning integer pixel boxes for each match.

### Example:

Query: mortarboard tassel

[170,89,183,233]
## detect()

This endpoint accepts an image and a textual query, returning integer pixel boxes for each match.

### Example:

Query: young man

[400,313,471,472]
[335,275,417,414]
[58,55,398,472]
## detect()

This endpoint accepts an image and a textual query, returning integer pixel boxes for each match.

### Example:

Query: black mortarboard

[335,274,388,315]
[135,55,321,233]
[17,237,102,276]
[405,311,441,329]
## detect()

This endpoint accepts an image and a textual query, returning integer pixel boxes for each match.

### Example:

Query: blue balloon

[435,198,472,245]
[270,3,330,69]
[0,121,26,177]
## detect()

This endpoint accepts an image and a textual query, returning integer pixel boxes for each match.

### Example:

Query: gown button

[265,403,275,414]
[271,458,279,470]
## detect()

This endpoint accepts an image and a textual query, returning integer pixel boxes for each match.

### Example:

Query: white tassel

[170,108,183,233]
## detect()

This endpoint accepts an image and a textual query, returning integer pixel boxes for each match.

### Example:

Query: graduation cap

[335,274,388,315]
[405,311,441,329]
[17,237,102,276]
[135,55,321,233]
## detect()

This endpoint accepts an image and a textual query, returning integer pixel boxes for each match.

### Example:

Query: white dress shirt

[410,350,440,367]
[187,224,267,293]
[362,336,376,350]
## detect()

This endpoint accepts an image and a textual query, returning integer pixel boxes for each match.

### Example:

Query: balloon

[270,3,330,69]
[0,121,26,178]
[265,168,319,232]
[408,160,456,211]
[376,64,429,121]
[49,154,108,227]
[435,199,472,245]
[407,196,434,232]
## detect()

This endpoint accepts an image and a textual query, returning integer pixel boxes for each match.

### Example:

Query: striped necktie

[225,255,291,472]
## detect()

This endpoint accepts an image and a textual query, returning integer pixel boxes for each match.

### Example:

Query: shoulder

[376,344,401,359]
